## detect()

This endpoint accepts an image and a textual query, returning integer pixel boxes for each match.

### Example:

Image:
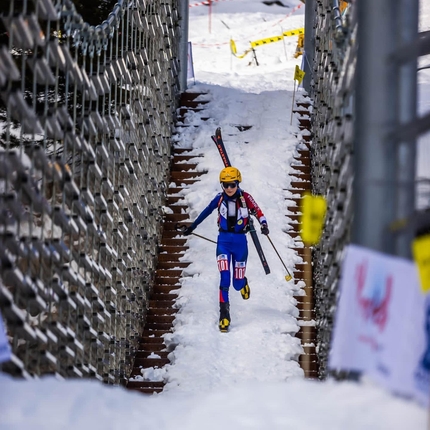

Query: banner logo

[355,260,392,331]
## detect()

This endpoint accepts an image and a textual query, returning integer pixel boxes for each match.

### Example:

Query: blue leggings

[216,232,248,303]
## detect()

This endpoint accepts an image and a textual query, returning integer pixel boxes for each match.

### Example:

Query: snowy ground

[0,372,425,430]
[0,0,428,429]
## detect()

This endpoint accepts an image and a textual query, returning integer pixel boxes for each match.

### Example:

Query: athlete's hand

[182,225,195,236]
[261,223,269,235]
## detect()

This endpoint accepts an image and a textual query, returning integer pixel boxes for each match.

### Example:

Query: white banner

[329,244,429,406]
[0,310,11,363]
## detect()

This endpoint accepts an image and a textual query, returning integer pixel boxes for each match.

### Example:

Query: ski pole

[175,224,217,244]
[190,232,216,244]
[266,235,293,282]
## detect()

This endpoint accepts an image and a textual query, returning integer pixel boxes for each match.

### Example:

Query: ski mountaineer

[182,166,269,332]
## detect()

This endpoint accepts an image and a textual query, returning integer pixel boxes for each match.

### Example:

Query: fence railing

[304,0,357,378]
[0,0,181,384]
[307,0,429,378]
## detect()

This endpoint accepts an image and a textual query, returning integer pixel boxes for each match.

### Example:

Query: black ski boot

[219,302,231,332]
[240,277,250,300]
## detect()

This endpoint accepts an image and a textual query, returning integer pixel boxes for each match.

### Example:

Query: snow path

[162,80,307,392]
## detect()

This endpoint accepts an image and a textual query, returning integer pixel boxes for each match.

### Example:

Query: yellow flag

[230,39,252,59]
[230,39,237,55]
[412,234,430,293]
[294,65,305,84]
[300,192,327,245]
[340,0,348,13]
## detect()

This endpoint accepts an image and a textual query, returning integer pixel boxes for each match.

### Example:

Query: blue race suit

[189,188,267,303]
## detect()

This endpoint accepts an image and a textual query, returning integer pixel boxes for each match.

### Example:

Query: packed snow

[0,372,425,429]
[0,0,428,429]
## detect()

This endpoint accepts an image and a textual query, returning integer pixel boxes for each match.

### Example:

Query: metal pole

[209,0,212,34]
[266,235,293,281]
[395,0,419,258]
[303,0,315,94]
[353,0,398,253]
[178,0,189,93]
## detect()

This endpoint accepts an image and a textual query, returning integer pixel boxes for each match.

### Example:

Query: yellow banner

[412,234,430,293]
[251,35,283,48]
[231,28,305,59]
[294,65,305,84]
[230,39,252,58]
[250,28,304,48]
[230,38,237,55]
[300,192,327,245]
[282,28,305,37]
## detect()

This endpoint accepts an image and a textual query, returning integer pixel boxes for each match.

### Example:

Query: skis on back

[211,128,232,167]
[211,127,271,275]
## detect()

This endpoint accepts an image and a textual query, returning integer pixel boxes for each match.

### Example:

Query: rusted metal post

[301,245,316,377]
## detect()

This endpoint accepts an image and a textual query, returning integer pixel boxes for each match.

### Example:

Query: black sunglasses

[222,182,237,189]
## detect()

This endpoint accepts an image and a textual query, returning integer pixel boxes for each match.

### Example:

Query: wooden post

[301,245,314,376]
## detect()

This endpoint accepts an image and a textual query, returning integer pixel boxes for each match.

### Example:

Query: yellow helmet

[219,166,242,183]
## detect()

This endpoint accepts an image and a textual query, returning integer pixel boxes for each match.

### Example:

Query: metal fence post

[353,0,399,254]
[303,0,316,93]
[394,0,419,258]
[353,0,419,257]
[178,0,190,93]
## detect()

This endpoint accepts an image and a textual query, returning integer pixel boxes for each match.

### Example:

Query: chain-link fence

[306,0,429,378]
[305,0,357,378]
[0,0,181,384]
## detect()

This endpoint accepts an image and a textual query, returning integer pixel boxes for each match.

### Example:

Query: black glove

[261,223,269,235]
[182,225,195,236]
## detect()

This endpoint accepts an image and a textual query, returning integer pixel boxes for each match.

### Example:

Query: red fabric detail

[219,290,226,302]
[243,191,264,219]
[216,195,223,227]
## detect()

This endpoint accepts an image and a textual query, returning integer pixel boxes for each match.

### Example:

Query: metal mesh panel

[309,0,428,378]
[0,0,180,383]
[308,0,357,378]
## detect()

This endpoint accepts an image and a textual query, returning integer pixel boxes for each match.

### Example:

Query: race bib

[217,254,229,271]
[235,261,246,279]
